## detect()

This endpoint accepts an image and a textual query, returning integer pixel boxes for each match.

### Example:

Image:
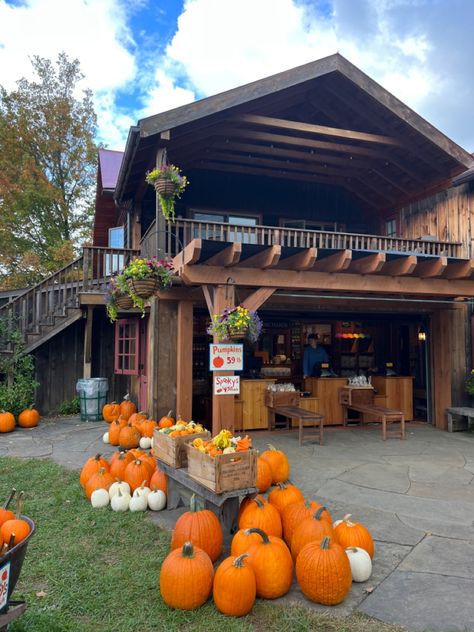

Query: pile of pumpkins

[0,489,32,555]
[160,444,374,616]
[0,407,41,433]
[101,395,177,450]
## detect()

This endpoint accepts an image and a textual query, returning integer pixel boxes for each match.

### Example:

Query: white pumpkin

[102,432,110,444]
[346,546,372,582]
[133,483,151,499]
[148,488,166,511]
[110,487,131,512]
[139,436,152,449]
[129,494,147,512]
[109,481,131,498]
[91,488,109,508]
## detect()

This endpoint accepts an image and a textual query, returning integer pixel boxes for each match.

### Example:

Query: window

[114,319,139,375]
[280,219,345,231]
[386,218,397,238]
[191,210,260,243]
[106,226,125,275]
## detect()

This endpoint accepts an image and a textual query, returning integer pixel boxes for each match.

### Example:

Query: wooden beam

[239,245,281,269]
[203,242,242,267]
[236,114,402,146]
[83,306,93,378]
[179,262,474,297]
[176,301,193,421]
[348,253,386,274]
[380,255,417,276]
[202,285,214,317]
[312,249,352,272]
[212,285,235,435]
[443,260,474,280]
[413,257,447,278]
[276,247,318,271]
[172,238,202,270]
[241,288,276,311]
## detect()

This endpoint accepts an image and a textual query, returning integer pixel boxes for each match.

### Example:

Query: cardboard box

[153,428,210,468]
[185,444,257,493]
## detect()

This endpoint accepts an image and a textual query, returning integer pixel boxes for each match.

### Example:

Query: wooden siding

[93,192,119,247]
[91,309,130,403]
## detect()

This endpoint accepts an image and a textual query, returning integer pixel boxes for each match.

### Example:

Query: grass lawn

[0,457,406,632]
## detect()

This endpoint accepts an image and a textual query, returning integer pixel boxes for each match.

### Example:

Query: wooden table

[158,460,257,542]
[446,407,474,432]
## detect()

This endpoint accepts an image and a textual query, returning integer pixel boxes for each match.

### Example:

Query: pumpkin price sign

[209,343,243,371]
[213,375,240,396]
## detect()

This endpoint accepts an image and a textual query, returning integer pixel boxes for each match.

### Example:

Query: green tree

[0,53,98,290]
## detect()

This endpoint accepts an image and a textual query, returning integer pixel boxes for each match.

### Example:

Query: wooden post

[430,309,452,429]
[155,147,168,257]
[83,306,93,378]
[176,301,193,420]
[212,284,235,435]
[147,299,159,420]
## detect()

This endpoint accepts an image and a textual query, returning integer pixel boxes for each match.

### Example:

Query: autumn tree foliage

[0,53,98,289]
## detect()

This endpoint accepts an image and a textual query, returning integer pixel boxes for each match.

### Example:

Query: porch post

[155,147,167,257]
[176,300,193,420]
[431,309,452,429]
[83,306,93,378]
[212,284,235,435]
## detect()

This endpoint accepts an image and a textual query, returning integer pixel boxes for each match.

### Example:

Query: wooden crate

[153,428,210,468]
[185,445,257,493]
[264,390,300,408]
[338,386,374,406]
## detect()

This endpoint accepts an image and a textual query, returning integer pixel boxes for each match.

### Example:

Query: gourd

[0,489,16,527]
[158,410,174,428]
[213,553,256,617]
[132,482,151,499]
[0,492,31,546]
[80,454,110,488]
[171,494,223,562]
[260,444,290,484]
[119,423,141,450]
[160,541,214,610]
[238,496,282,538]
[124,459,152,492]
[0,411,15,433]
[282,499,332,545]
[290,507,336,560]
[296,536,352,605]
[102,432,110,444]
[85,467,115,500]
[139,436,152,449]
[148,487,166,511]
[268,481,304,515]
[256,457,272,493]
[129,494,147,512]
[108,481,131,498]
[345,546,372,582]
[91,488,110,508]
[245,528,293,599]
[102,402,121,422]
[119,394,136,421]
[150,468,168,494]
[17,407,40,428]
[110,487,131,512]
[333,514,374,558]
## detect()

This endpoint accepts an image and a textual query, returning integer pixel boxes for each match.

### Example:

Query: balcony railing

[140,218,462,259]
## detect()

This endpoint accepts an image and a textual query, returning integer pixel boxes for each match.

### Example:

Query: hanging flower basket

[227,330,249,342]
[154,177,180,198]
[145,164,189,222]
[127,277,160,299]
[207,306,263,343]
[115,294,133,309]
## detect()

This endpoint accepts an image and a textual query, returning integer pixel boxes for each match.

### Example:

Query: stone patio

[1,417,474,631]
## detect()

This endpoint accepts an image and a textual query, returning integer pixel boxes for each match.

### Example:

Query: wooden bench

[157,460,257,543]
[446,407,474,432]
[341,403,405,440]
[267,405,324,446]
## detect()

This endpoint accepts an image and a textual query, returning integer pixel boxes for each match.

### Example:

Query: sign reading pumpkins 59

[213,375,240,395]
[209,343,243,371]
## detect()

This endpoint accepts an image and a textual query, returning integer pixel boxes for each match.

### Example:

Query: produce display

[159,420,205,437]
[190,429,252,456]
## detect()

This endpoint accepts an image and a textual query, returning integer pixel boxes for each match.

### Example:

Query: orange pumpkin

[213,553,256,617]
[102,402,121,423]
[160,541,214,610]
[0,489,16,527]
[171,494,223,562]
[80,454,110,488]
[109,451,135,480]
[238,494,267,522]
[109,418,127,446]
[150,467,168,494]
[84,467,115,499]
[119,394,136,421]
[333,514,374,558]
[140,419,157,438]
[0,493,30,547]
[18,407,40,428]
[0,412,15,433]
[128,411,148,431]
[119,423,141,450]
[282,499,332,545]
[260,444,290,484]
[159,410,174,429]
[268,481,304,515]
[123,458,152,492]
[256,457,272,493]
[296,536,352,605]
[290,507,336,560]
[245,528,293,599]
[238,497,282,538]
[230,528,263,557]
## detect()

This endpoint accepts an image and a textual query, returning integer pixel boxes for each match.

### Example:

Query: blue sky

[1,0,474,153]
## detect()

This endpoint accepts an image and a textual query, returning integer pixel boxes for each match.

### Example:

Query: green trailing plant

[104,273,130,323]
[122,257,174,317]
[58,396,80,415]
[465,369,474,396]
[145,164,189,221]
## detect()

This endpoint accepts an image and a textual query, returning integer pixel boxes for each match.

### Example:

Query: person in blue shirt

[303,334,329,378]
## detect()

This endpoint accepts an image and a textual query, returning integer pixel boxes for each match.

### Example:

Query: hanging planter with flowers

[122,257,174,317]
[145,164,189,222]
[207,306,263,343]
[105,274,132,323]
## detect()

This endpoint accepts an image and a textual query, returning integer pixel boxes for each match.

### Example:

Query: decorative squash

[109,418,127,446]
[18,407,40,428]
[159,410,174,429]
[256,457,272,493]
[119,394,136,421]
[260,444,290,484]
[150,467,168,494]
[119,423,141,450]
[79,454,110,489]
[0,489,16,527]
[109,481,131,498]
[171,494,223,562]
[290,507,336,560]
[102,402,121,423]
[238,494,267,522]
[124,458,153,492]
[346,546,372,582]
[213,553,256,617]
[140,418,157,438]
[296,536,352,605]
[268,481,304,515]
[333,514,374,558]
[245,528,293,599]
[85,467,115,499]
[160,541,214,610]
[110,487,131,512]
[0,492,30,547]
[282,499,332,545]
[238,496,282,538]
[0,411,15,433]
[109,451,134,480]
[231,528,263,557]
